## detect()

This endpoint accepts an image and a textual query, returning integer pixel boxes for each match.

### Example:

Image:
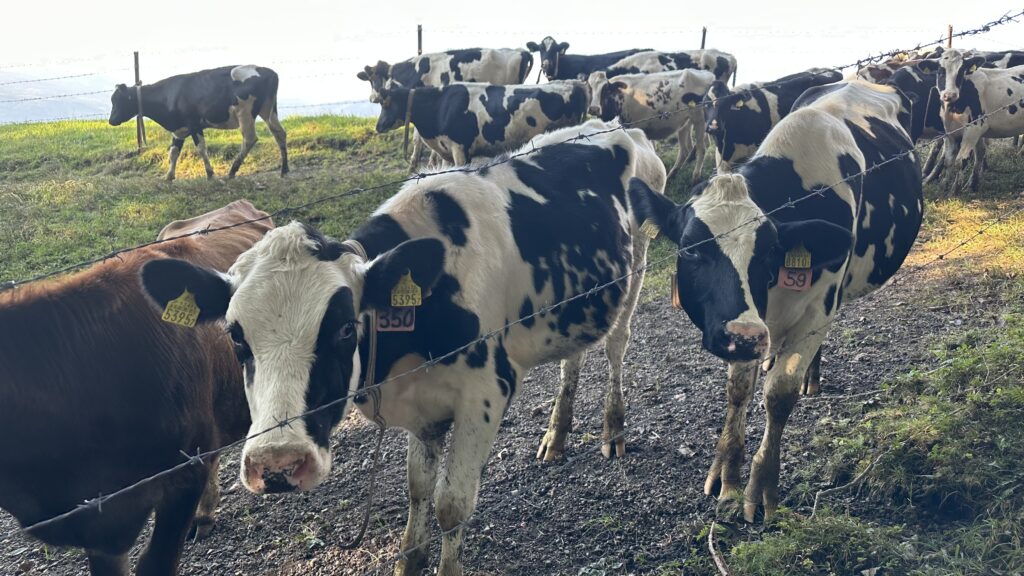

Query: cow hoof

[227,173,238,180]
[714,493,745,522]
[165,175,175,182]
[800,380,820,396]
[394,549,429,576]
[205,171,215,180]
[187,516,215,541]
[601,436,625,459]
[536,430,566,461]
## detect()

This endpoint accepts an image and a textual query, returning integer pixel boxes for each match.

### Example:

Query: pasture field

[1,116,1023,575]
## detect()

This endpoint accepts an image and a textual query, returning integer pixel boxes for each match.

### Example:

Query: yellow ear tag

[969,65,977,73]
[161,289,200,328]
[391,271,423,307]
[735,100,744,108]
[687,101,696,108]
[639,218,660,239]
[784,245,812,269]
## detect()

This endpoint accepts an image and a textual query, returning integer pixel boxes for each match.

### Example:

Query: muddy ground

[0,265,992,576]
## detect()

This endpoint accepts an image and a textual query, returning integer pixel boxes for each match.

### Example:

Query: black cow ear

[357,70,369,81]
[558,42,570,52]
[140,259,231,323]
[774,219,853,270]
[915,59,939,74]
[628,178,684,245]
[526,41,540,52]
[964,56,985,74]
[612,81,628,91]
[361,238,445,311]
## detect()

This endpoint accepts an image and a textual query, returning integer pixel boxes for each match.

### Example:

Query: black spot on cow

[466,340,488,368]
[304,287,358,448]
[426,190,470,246]
[351,214,410,258]
[440,72,450,85]
[493,341,516,397]
[520,298,535,328]
[449,49,483,82]
[526,116,536,127]
[1008,87,1014,96]
[483,399,491,408]
[1010,104,1019,115]
[417,58,431,76]
[483,412,490,423]
[823,284,837,315]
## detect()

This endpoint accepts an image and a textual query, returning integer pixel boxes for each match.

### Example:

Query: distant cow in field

[603,49,737,83]
[526,36,649,81]
[374,80,588,165]
[0,200,271,576]
[588,68,716,183]
[702,68,843,168]
[109,65,287,181]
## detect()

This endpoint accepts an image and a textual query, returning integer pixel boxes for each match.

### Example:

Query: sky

[1,0,1022,123]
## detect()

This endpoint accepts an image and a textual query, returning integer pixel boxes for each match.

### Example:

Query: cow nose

[941,91,957,103]
[724,320,770,357]
[588,105,601,116]
[709,119,718,130]
[243,450,315,494]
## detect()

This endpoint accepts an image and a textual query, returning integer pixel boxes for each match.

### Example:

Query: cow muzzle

[241,443,326,494]
[941,90,959,104]
[588,105,601,116]
[719,320,770,360]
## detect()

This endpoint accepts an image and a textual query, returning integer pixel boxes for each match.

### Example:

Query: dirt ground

[0,263,992,575]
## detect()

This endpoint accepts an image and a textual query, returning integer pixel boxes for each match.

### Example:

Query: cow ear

[357,70,369,81]
[628,177,684,244]
[526,41,540,52]
[611,81,628,91]
[558,42,570,53]
[915,59,939,74]
[774,219,853,270]
[964,56,985,74]
[360,238,445,311]
[140,259,232,323]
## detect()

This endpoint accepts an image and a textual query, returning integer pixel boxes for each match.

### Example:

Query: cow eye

[338,321,357,342]
[680,245,701,260]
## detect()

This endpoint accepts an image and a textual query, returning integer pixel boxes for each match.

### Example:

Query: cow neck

[135,85,177,132]
[340,238,385,428]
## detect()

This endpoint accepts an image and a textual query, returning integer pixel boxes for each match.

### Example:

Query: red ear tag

[779,267,812,291]
[377,307,416,332]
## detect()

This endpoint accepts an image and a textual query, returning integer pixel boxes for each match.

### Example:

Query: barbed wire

[0,89,109,104]
[0,112,108,126]
[0,70,126,87]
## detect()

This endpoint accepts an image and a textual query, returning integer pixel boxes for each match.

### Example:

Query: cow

[587,68,716,183]
[374,80,589,166]
[630,79,923,522]
[108,66,287,182]
[918,48,1024,192]
[0,200,272,576]
[139,119,665,576]
[602,49,737,83]
[702,68,843,168]
[526,37,649,81]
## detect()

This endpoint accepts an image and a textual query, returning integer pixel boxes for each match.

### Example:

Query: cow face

[374,87,411,133]
[586,71,625,119]
[937,49,985,104]
[108,84,136,126]
[357,61,392,104]
[702,81,734,149]
[628,176,853,361]
[527,37,569,80]
[140,222,444,494]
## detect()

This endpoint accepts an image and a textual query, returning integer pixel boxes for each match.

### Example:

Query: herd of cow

[1,37,1022,576]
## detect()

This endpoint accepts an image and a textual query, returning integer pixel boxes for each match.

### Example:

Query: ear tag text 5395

[390,271,422,307]
[161,289,200,327]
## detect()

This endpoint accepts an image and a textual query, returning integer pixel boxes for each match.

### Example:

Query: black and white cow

[702,68,843,168]
[918,48,1024,191]
[140,120,665,575]
[631,79,922,521]
[588,68,716,183]
[602,49,737,83]
[109,65,286,181]
[374,81,589,165]
[526,37,649,81]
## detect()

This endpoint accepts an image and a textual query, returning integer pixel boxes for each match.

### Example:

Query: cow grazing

[703,68,843,168]
[631,79,922,521]
[374,80,589,165]
[526,37,649,81]
[140,120,665,575]
[0,200,272,576]
[602,49,737,83]
[108,66,287,181]
[588,68,716,183]
[919,48,1024,191]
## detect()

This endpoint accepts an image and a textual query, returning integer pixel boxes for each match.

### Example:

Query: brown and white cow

[0,200,272,576]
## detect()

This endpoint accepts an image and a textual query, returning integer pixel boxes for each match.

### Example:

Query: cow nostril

[262,471,296,494]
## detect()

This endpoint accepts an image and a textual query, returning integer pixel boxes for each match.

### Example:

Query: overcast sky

[1,1,1021,123]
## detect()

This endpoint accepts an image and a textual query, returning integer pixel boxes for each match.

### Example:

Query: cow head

[527,37,569,80]
[585,71,626,119]
[935,49,985,104]
[701,81,737,151]
[108,84,136,126]
[356,61,392,104]
[628,175,853,361]
[140,222,445,494]
[374,86,412,133]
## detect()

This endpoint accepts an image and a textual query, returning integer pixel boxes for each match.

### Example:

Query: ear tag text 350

[161,289,200,327]
[391,271,422,307]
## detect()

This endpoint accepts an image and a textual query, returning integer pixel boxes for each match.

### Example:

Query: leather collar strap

[402,88,416,157]
[340,240,384,427]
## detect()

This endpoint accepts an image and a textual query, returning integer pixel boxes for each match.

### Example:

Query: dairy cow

[140,120,665,576]
[0,200,271,576]
[588,68,716,183]
[703,68,843,168]
[374,80,588,165]
[526,37,648,81]
[109,66,287,181]
[631,80,923,522]
[602,49,737,83]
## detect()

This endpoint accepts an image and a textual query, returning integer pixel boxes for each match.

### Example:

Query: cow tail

[519,52,534,84]
[267,68,281,115]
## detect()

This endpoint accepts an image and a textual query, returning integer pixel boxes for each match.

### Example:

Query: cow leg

[435,396,509,576]
[667,123,693,181]
[602,237,648,459]
[953,128,984,194]
[969,138,987,193]
[86,551,130,576]
[921,139,943,178]
[187,456,220,540]
[690,124,709,185]
[261,109,289,176]
[134,468,206,576]
[704,360,758,499]
[408,131,425,173]
[228,110,258,179]
[744,336,821,522]
[395,433,444,576]
[799,345,823,396]
[166,136,185,181]
[190,132,215,179]
[451,146,469,167]
[537,351,585,461]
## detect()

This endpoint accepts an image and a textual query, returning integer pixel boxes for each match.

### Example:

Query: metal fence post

[701,27,707,49]
[417,25,423,55]
[133,51,146,151]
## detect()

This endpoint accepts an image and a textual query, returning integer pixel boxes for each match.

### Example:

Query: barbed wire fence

[3,9,1024,575]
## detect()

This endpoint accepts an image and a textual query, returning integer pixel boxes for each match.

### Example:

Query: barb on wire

[0,89,108,104]
[0,71,113,87]
[0,113,108,126]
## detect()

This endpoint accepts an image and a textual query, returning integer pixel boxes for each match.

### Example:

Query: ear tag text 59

[639,218,660,240]
[391,271,422,307]
[161,289,200,327]
[781,245,812,291]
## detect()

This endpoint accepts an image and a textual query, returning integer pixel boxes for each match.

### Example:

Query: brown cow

[0,200,272,576]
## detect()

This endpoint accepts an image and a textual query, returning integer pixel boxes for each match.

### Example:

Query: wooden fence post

[947,25,953,48]
[134,51,146,151]
[417,24,423,55]
[700,27,707,49]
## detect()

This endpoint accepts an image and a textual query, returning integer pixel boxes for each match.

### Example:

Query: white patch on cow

[231,65,260,83]
[542,37,555,51]
[862,201,875,228]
